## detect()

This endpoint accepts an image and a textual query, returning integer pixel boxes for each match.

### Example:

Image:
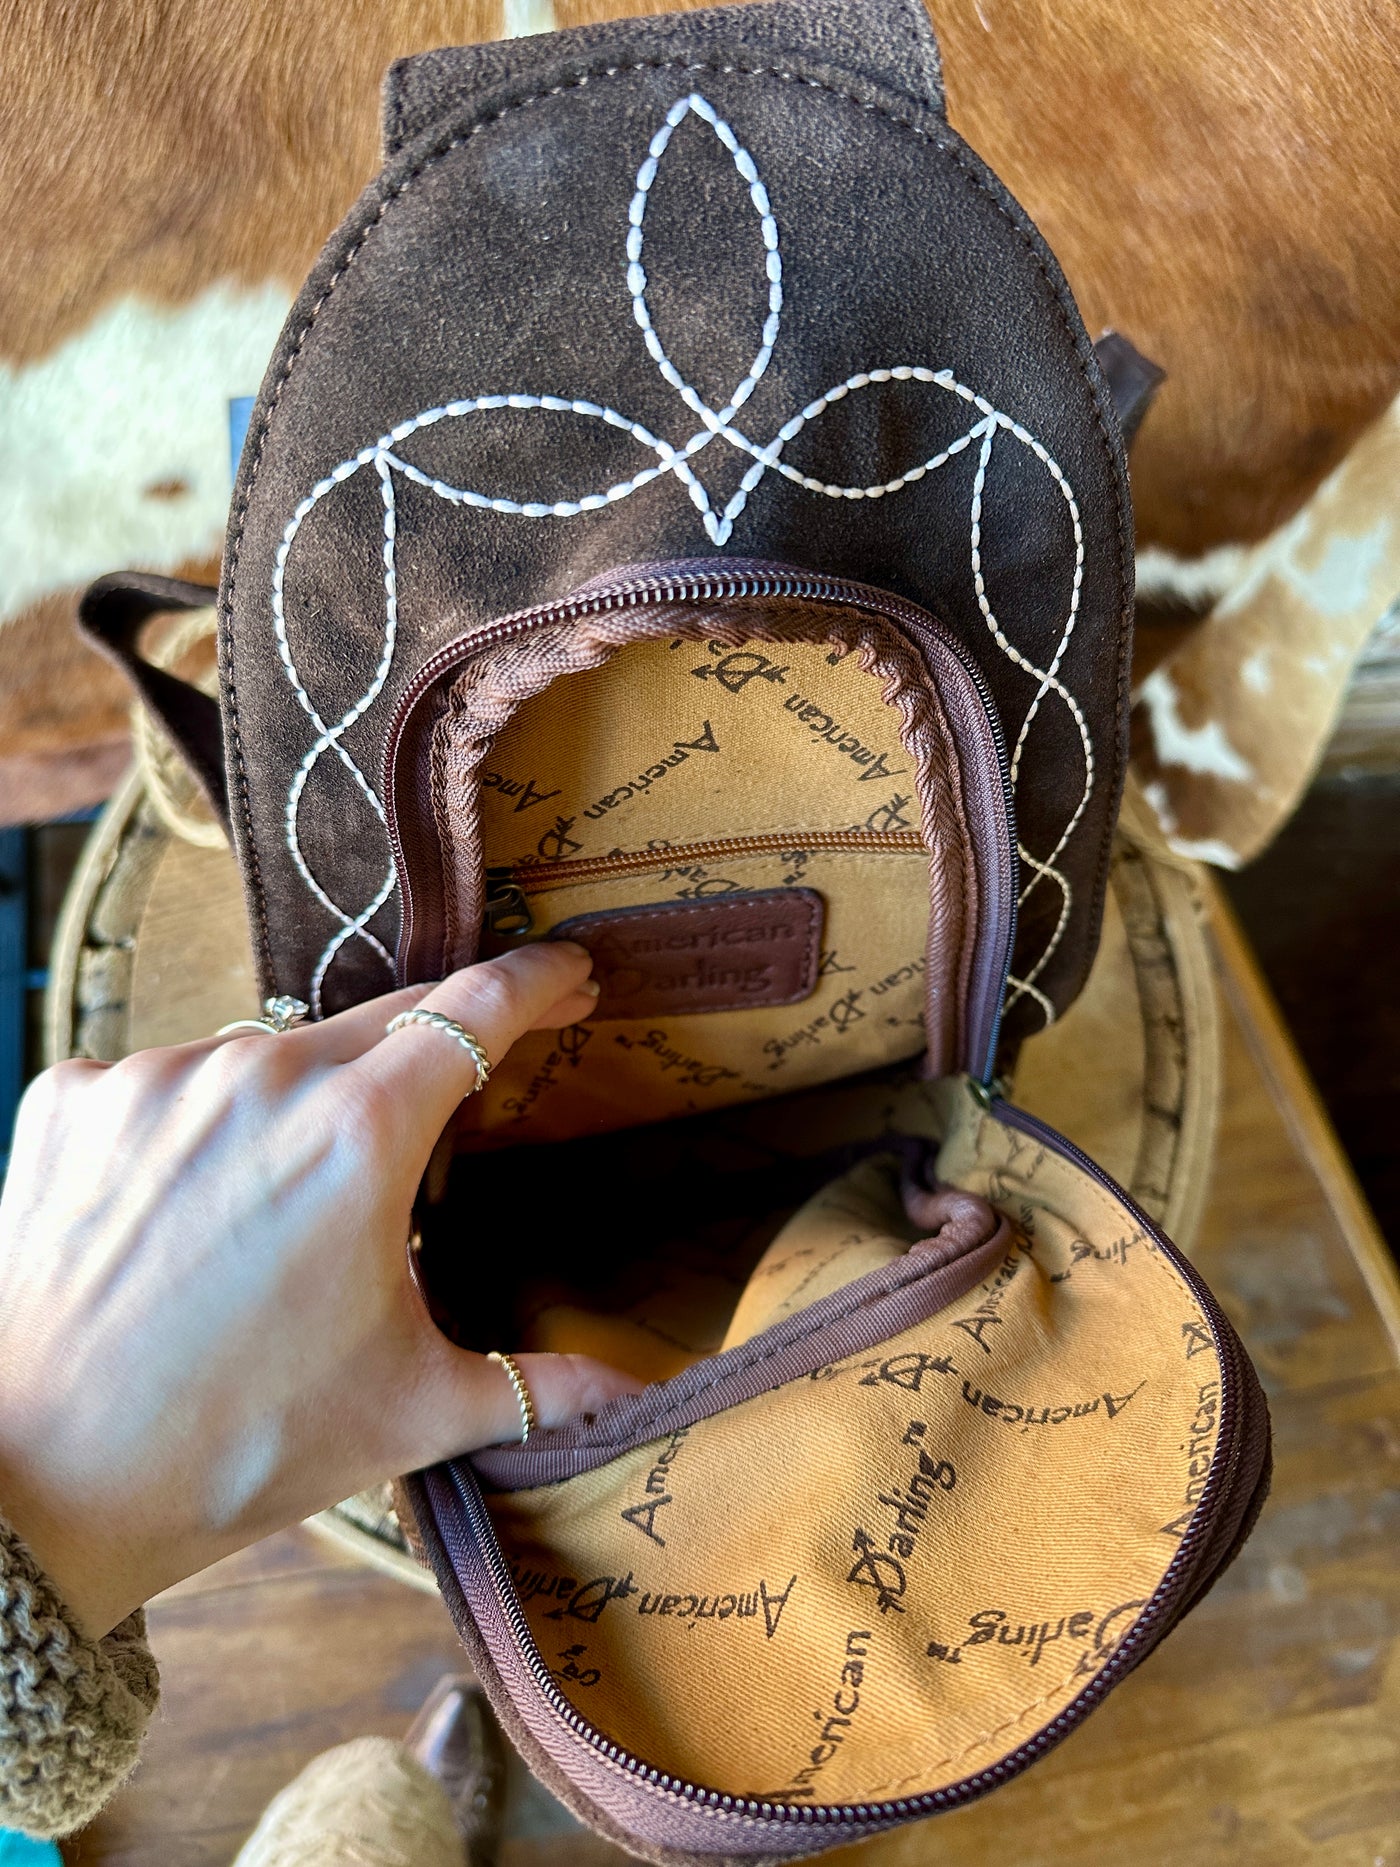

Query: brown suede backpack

[82,2,1269,1860]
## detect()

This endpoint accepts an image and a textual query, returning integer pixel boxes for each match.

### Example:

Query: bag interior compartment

[396,577,1264,1825]
[415,1052,952,1377]
[469,634,937,1144]
[386,586,1014,1149]
[430,1080,1263,1811]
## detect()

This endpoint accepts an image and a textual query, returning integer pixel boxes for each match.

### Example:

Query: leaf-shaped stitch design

[272,91,1090,1026]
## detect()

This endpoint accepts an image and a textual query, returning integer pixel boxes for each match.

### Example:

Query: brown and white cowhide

[3,0,1398,831]
[1132,397,1400,865]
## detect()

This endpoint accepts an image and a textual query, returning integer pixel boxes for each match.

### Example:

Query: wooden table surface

[64,902,1400,1867]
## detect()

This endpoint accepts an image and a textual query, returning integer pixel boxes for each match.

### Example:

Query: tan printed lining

[443,628,965,1147]
[484,1090,1220,1804]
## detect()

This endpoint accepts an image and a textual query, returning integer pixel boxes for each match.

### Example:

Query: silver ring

[487,1352,538,1442]
[217,995,310,1037]
[384,1009,492,1093]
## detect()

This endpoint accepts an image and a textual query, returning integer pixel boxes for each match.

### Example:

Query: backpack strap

[78,572,230,832]
[1093,331,1166,445]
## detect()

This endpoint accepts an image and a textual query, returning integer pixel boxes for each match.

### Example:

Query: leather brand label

[550,889,823,1021]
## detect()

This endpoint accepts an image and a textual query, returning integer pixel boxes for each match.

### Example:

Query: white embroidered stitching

[272,90,1090,1022]
[967,419,1090,1013]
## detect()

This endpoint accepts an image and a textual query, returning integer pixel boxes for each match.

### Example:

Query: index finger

[351,941,596,1135]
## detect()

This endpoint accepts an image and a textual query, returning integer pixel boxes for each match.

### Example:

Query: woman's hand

[0,943,637,1640]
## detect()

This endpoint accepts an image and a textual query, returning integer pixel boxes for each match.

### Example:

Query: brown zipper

[484,828,928,936]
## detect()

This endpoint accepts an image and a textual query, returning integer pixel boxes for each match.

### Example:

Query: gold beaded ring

[383,1008,492,1093]
[487,1351,538,1442]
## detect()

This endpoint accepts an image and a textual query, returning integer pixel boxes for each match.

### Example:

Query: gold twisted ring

[217,995,310,1037]
[487,1351,538,1443]
[383,1009,492,1093]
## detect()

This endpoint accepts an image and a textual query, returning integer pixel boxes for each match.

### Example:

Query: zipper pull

[484,868,534,938]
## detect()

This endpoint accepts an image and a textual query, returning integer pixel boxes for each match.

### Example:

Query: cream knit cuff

[0,1510,159,1839]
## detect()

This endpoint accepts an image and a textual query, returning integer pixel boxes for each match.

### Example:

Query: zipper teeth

[442,1100,1266,1831]
[400,572,1000,711]
[500,828,927,892]
[397,572,1013,798]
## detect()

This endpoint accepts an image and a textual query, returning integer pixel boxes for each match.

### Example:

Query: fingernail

[580,978,602,997]
[552,940,591,959]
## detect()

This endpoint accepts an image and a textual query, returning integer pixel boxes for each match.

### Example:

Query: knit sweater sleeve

[0,1511,159,1839]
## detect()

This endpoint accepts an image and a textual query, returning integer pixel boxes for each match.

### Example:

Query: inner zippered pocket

[483,830,929,936]
[384,561,1018,1142]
